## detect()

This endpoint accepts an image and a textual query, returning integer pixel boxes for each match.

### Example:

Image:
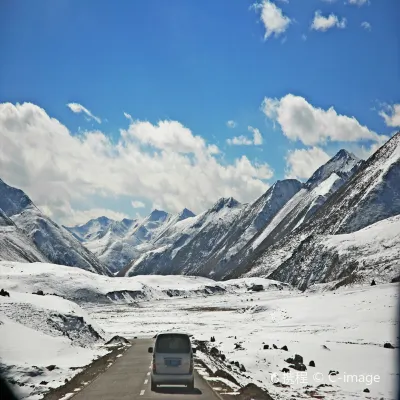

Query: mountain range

[0,132,399,289]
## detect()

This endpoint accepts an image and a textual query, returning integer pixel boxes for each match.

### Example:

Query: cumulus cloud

[261,94,386,145]
[131,200,145,209]
[252,0,291,39]
[66,103,101,124]
[227,126,263,146]
[361,21,371,31]
[0,102,273,225]
[311,11,347,31]
[379,104,400,127]
[226,120,237,128]
[285,147,331,180]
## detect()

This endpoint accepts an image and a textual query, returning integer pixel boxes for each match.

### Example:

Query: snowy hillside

[0,209,48,263]
[0,261,265,304]
[269,214,400,290]
[0,179,110,275]
[0,290,108,399]
[241,132,400,288]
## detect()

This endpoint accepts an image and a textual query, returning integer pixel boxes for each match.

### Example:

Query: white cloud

[0,102,273,225]
[227,126,263,146]
[301,34,307,41]
[361,21,371,31]
[252,0,291,40]
[227,136,253,146]
[348,0,368,5]
[261,94,386,145]
[379,104,400,127]
[249,126,263,145]
[311,11,347,31]
[226,120,237,128]
[124,112,133,121]
[66,103,101,124]
[285,147,331,180]
[131,200,145,209]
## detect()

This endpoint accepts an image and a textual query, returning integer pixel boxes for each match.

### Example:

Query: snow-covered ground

[0,291,108,399]
[86,282,398,400]
[0,261,398,399]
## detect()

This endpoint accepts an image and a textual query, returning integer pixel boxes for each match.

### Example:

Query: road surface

[72,339,221,399]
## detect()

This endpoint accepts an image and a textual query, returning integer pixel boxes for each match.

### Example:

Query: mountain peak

[211,197,241,213]
[148,209,169,222]
[333,149,360,162]
[177,208,195,220]
[306,149,363,190]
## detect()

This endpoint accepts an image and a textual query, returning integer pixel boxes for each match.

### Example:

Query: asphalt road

[72,339,221,400]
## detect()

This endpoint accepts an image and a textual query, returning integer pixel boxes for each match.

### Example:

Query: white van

[148,332,195,390]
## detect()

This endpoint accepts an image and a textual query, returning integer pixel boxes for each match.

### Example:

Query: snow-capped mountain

[67,209,196,273]
[212,149,362,280]
[121,180,303,278]
[0,208,48,263]
[241,132,400,288]
[65,216,116,242]
[0,179,110,275]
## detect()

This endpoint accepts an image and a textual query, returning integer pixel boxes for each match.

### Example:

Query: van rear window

[156,334,191,353]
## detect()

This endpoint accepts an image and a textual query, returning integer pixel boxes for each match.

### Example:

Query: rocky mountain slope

[0,209,48,263]
[0,179,110,275]
[221,149,363,279]
[239,132,400,288]
[121,180,303,278]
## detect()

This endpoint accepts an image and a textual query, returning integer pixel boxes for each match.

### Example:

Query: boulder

[210,347,219,356]
[105,335,130,346]
[281,345,288,351]
[250,284,264,292]
[263,344,269,350]
[289,363,307,371]
[384,342,394,349]
[309,360,315,367]
[213,369,239,385]
[294,354,303,364]
[0,289,10,297]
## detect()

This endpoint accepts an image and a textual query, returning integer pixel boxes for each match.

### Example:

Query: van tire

[151,381,157,391]
[187,379,194,390]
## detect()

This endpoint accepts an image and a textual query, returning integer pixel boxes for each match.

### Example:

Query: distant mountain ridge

[3,134,398,289]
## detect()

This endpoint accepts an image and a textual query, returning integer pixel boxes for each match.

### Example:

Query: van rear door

[154,334,191,375]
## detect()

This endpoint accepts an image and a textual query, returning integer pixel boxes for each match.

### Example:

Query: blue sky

[0,0,399,225]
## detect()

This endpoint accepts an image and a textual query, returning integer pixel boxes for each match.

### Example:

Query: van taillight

[152,355,156,373]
